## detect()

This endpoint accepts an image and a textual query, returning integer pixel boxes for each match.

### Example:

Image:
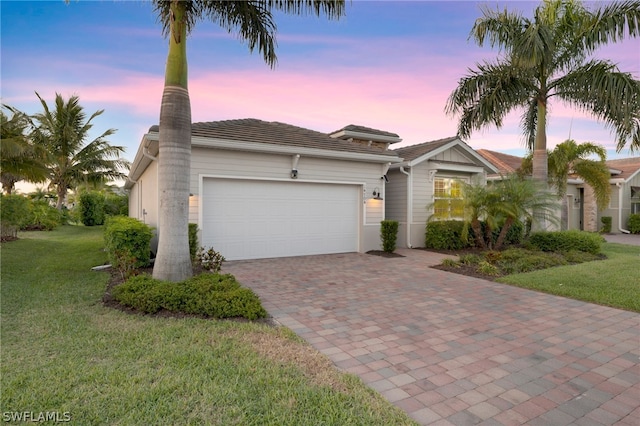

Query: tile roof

[330,124,400,139]
[606,157,640,181]
[391,136,459,161]
[148,119,398,158]
[477,149,524,175]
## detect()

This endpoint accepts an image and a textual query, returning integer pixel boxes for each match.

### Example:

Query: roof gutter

[616,182,631,234]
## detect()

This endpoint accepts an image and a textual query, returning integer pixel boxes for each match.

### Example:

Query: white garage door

[202,178,360,260]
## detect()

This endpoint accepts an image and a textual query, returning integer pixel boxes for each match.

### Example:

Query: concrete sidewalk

[225,249,639,425]
[603,233,640,246]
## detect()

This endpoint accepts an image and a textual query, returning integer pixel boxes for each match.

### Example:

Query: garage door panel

[202,179,359,260]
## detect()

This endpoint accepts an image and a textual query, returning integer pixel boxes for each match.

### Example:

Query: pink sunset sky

[2,0,639,184]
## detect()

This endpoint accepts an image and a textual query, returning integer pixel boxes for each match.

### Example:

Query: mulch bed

[366,250,405,258]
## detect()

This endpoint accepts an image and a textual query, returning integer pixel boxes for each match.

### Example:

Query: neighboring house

[125,119,401,260]
[599,157,640,233]
[478,149,640,233]
[385,137,498,248]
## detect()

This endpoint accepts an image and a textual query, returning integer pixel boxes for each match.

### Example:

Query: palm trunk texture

[152,1,193,282]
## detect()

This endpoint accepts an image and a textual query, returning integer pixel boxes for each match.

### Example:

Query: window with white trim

[433,177,466,219]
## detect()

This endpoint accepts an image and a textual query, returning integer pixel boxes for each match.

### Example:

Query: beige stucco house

[385,137,498,248]
[125,119,402,260]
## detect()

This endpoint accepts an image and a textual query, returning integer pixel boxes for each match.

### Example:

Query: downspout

[616,182,630,233]
[399,166,412,248]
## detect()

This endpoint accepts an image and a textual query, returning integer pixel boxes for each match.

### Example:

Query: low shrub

[600,216,612,234]
[441,258,460,268]
[380,220,399,253]
[104,216,153,272]
[425,220,471,250]
[476,261,500,276]
[459,253,482,265]
[468,220,525,248]
[628,213,640,234]
[196,246,225,273]
[112,273,267,320]
[528,230,603,254]
[0,194,29,239]
[22,200,62,231]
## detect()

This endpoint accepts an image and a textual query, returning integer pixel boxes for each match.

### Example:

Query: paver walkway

[225,249,639,425]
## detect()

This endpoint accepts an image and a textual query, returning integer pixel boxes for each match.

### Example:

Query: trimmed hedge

[0,194,29,239]
[188,223,199,260]
[425,220,471,250]
[600,216,612,233]
[104,216,153,269]
[380,220,399,253]
[79,191,105,226]
[628,213,640,234]
[528,230,603,254]
[113,273,267,320]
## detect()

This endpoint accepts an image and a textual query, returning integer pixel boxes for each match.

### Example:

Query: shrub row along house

[126,119,640,260]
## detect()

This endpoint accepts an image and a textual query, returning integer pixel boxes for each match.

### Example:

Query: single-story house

[477,149,640,233]
[125,119,402,260]
[385,137,498,248]
[599,157,640,233]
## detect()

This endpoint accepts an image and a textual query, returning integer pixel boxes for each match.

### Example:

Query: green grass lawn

[1,226,415,425]
[498,242,640,312]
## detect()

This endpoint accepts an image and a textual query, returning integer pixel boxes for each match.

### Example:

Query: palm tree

[522,139,611,229]
[446,0,640,189]
[151,0,345,282]
[523,139,611,207]
[460,176,558,250]
[31,93,129,210]
[0,106,48,194]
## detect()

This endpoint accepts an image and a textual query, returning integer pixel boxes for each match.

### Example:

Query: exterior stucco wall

[600,174,640,233]
[190,146,388,252]
[128,158,158,228]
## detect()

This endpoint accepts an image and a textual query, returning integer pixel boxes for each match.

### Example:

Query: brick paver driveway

[225,249,639,425]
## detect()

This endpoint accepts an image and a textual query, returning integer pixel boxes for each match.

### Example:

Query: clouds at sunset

[2,0,638,168]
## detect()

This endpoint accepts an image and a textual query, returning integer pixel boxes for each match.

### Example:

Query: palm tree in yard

[31,93,129,210]
[0,106,48,194]
[522,139,611,229]
[446,0,640,198]
[151,1,345,282]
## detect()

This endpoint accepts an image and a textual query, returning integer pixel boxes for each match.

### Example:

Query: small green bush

[529,230,603,254]
[441,258,460,268]
[79,191,105,226]
[425,220,471,250]
[196,247,225,273]
[112,273,267,320]
[380,220,399,253]
[104,193,128,216]
[477,261,500,276]
[188,223,199,261]
[628,213,640,234]
[104,216,153,270]
[22,200,62,231]
[0,194,29,239]
[459,253,482,265]
[600,216,612,234]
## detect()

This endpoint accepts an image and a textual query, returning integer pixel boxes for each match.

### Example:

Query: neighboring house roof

[148,119,399,157]
[392,136,499,173]
[606,157,640,182]
[477,149,524,175]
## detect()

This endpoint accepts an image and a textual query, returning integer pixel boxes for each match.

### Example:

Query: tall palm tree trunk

[153,1,193,282]
[531,99,549,231]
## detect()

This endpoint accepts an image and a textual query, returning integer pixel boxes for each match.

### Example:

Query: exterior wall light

[372,187,383,200]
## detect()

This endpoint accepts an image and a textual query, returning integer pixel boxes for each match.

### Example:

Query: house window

[433,177,465,219]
